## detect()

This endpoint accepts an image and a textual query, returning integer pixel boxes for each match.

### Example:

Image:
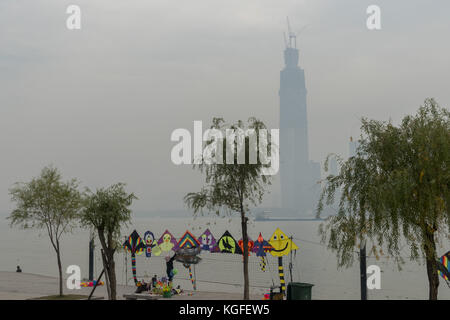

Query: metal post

[289,236,294,283]
[88,238,94,281]
[193,264,197,291]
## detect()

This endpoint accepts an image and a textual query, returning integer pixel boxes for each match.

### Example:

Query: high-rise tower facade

[279,26,320,217]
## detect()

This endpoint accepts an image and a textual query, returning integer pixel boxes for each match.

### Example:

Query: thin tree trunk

[106,232,117,300]
[56,243,63,296]
[98,230,116,300]
[424,226,439,300]
[100,249,111,299]
[108,258,117,300]
[241,207,249,300]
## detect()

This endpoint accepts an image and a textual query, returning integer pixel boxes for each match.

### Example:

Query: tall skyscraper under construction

[279,22,320,217]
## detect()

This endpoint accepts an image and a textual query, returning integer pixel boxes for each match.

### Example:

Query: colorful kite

[178,230,201,249]
[215,231,242,254]
[437,251,449,286]
[253,233,273,272]
[238,237,254,256]
[268,228,298,295]
[157,230,179,253]
[177,231,201,290]
[123,230,146,285]
[143,231,161,257]
[253,233,273,256]
[198,229,217,252]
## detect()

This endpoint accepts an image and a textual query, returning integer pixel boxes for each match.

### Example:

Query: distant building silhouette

[349,137,359,157]
[279,22,320,217]
[328,157,338,176]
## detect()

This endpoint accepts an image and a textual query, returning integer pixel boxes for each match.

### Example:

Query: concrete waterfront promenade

[0,271,260,300]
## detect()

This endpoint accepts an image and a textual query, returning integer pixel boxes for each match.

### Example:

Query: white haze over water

[1,216,449,300]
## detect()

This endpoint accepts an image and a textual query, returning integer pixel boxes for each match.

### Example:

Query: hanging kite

[176,230,202,290]
[238,237,254,256]
[253,233,273,272]
[143,231,161,257]
[198,229,217,252]
[153,240,162,256]
[269,228,298,295]
[437,251,450,287]
[215,231,242,254]
[178,230,201,249]
[157,230,179,253]
[123,230,146,285]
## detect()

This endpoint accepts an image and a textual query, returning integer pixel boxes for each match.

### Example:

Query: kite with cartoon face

[157,230,179,253]
[198,229,217,252]
[268,228,298,257]
[268,228,298,294]
[144,231,161,257]
[144,231,155,258]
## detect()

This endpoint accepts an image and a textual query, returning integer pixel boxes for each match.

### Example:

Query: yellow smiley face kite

[268,228,298,257]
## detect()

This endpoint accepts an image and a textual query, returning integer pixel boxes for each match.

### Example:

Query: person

[166,253,177,282]
[16,265,22,273]
[151,275,157,288]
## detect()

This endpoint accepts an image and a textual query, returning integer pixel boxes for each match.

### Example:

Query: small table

[123,293,160,300]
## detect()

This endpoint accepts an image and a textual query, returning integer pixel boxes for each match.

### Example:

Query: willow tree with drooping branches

[184,117,275,300]
[317,98,449,300]
[80,183,137,300]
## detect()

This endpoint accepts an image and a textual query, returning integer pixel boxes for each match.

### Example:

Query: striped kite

[177,230,201,290]
[123,230,145,285]
[437,251,450,287]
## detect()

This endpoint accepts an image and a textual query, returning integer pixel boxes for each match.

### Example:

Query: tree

[8,166,82,296]
[80,183,137,300]
[184,117,274,299]
[317,98,450,300]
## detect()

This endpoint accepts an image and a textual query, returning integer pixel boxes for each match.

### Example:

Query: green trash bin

[287,282,314,300]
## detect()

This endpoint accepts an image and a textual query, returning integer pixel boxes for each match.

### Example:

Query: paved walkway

[0,271,259,300]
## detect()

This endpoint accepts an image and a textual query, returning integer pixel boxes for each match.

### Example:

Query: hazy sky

[1,0,449,214]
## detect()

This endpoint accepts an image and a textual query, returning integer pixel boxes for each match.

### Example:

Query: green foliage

[8,166,82,296]
[317,98,450,269]
[80,183,137,300]
[8,166,82,248]
[184,117,272,216]
[184,117,273,300]
[80,183,137,249]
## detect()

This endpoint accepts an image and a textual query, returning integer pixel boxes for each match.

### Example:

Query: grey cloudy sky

[1,0,449,214]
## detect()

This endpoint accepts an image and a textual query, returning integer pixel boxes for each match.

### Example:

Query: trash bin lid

[289,282,314,287]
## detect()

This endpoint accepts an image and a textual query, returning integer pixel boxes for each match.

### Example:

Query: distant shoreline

[254,218,324,222]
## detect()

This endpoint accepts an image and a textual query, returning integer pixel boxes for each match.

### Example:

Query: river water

[0,215,448,299]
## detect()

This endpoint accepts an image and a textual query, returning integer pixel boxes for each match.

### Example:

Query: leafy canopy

[80,183,137,248]
[184,117,273,216]
[317,99,450,267]
[8,166,82,244]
